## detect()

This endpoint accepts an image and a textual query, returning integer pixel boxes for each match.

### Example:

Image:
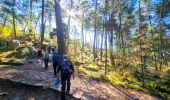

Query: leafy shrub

[0,46,8,52]
[6,47,30,59]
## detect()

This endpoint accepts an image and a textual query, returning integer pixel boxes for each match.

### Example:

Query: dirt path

[0,59,158,100]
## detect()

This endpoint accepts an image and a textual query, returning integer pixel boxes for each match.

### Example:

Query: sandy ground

[0,59,158,100]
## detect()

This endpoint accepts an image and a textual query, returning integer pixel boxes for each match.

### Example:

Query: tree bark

[40,0,45,49]
[110,11,115,68]
[105,31,108,76]
[29,0,33,34]
[93,0,98,59]
[54,0,65,56]
[81,11,84,51]
[12,0,16,37]
[100,20,104,61]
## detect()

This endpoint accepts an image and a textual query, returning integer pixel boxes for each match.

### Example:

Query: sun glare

[68,10,75,16]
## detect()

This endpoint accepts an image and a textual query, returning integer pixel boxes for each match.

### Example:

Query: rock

[0,92,8,97]
[131,96,139,100]
[27,46,35,58]
[11,96,23,100]
[0,61,24,66]
[28,60,33,63]
[9,40,20,50]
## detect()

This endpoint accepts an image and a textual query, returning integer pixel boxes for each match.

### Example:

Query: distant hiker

[57,54,74,98]
[51,46,56,54]
[52,52,62,77]
[44,51,49,69]
[47,45,51,54]
[37,47,42,59]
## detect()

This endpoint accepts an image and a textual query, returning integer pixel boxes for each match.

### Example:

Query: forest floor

[0,58,159,100]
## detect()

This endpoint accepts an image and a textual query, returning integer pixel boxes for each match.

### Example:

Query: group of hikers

[37,45,74,100]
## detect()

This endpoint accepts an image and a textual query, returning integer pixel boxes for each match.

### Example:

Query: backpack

[53,54,61,63]
[44,53,49,60]
[61,59,72,74]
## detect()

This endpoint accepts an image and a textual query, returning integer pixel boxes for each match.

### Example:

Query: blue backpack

[61,59,72,74]
[53,54,61,63]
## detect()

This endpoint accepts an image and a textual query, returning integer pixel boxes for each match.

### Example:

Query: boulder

[9,40,20,50]
[27,46,35,58]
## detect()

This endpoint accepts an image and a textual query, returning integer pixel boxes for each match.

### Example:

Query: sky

[1,0,169,46]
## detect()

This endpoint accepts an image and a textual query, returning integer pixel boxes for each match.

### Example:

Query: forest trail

[0,59,158,100]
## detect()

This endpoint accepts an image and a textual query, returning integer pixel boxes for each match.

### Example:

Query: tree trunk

[40,0,45,49]
[93,0,98,59]
[159,5,164,70]
[154,52,158,70]
[110,12,115,68]
[54,0,65,56]
[138,0,145,87]
[81,11,84,51]
[95,32,98,49]
[119,13,125,56]
[29,0,33,34]
[12,0,16,37]
[105,31,108,77]
[100,20,104,61]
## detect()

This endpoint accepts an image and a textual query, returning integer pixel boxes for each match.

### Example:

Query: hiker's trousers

[61,74,71,93]
[44,59,49,69]
[53,61,58,76]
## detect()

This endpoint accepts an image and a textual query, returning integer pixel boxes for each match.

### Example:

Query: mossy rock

[7,47,30,59]
[8,40,20,50]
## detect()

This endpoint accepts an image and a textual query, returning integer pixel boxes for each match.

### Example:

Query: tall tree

[40,0,45,49]
[93,0,98,59]
[12,0,16,37]
[54,0,65,55]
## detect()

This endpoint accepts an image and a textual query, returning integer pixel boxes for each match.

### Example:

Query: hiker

[47,44,51,54]
[51,46,56,54]
[57,54,74,97]
[37,47,42,59]
[44,51,49,69]
[52,52,62,77]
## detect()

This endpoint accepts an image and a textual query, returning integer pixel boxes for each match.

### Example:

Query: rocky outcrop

[9,40,20,50]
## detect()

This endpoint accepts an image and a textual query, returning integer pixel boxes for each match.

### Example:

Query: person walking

[44,51,49,69]
[37,47,42,59]
[52,52,62,77]
[57,54,74,99]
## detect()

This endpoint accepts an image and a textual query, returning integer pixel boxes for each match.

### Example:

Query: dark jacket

[52,53,62,64]
[57,59,74,75]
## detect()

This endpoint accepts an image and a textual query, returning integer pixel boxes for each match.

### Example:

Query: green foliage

[0,46,8,52]
[7,47,30,59]
[0,25,21,39]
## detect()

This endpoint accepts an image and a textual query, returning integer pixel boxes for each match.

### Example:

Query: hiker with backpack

[37,47,42,59]
[52,52,62,77]
[56,54,74,97]
[43,51,49,69]
[51,45,56,54]
[47,44,51,54]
